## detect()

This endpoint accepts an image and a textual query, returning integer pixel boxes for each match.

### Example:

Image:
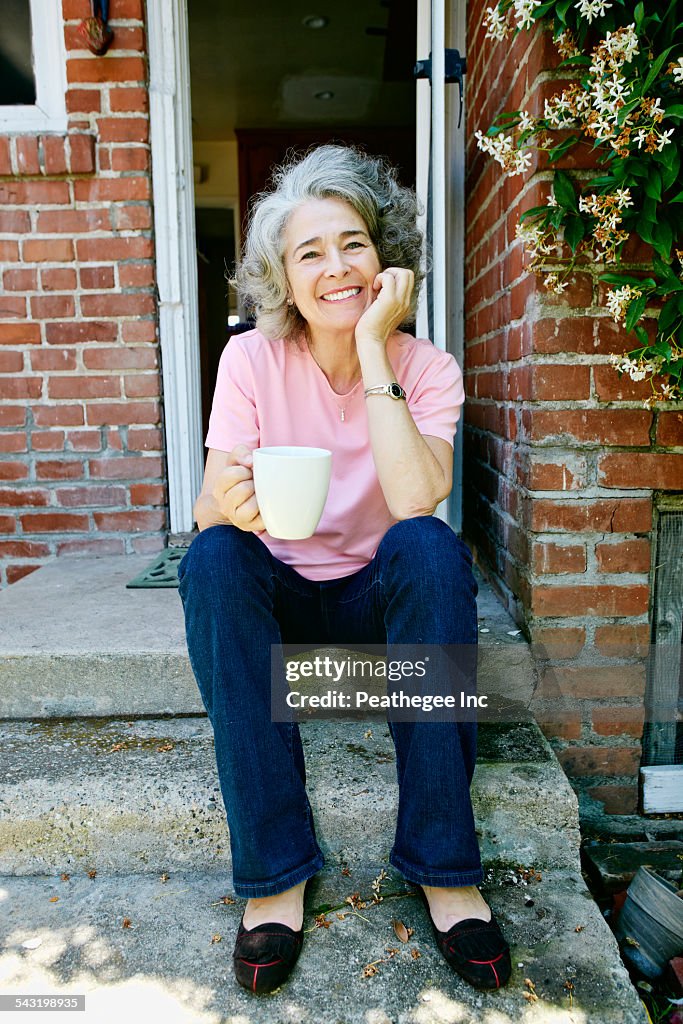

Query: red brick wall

[464,5,683,813]
[0,0,166,586]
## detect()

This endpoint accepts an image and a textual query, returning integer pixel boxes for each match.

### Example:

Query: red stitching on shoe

[239,959,283,968]
[462,954,505,964]
[491,961,500,988]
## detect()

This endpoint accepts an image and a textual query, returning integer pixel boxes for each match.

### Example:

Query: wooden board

[641,764,683,813]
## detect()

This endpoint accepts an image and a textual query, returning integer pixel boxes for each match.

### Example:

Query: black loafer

[233,918,303,994]
[418,886,512,990]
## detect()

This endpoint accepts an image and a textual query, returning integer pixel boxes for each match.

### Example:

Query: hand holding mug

[212,445,265,533]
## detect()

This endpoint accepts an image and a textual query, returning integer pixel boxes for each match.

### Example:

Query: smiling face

[283,197,382,341]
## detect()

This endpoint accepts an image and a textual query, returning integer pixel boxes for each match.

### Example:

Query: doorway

[186,0,417,434]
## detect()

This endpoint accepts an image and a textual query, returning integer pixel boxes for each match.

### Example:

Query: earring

[287,298,293,306]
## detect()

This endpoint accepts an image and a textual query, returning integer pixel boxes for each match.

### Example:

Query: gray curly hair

[233,145,424,341]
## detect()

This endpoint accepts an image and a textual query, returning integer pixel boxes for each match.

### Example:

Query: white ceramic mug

[252,446,332,540]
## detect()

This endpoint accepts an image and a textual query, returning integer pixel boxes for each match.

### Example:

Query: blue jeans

[178,516,482,897]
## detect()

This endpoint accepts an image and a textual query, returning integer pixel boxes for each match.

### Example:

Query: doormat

[126,547,185,588]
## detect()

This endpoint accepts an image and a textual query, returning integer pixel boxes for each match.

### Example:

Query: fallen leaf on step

[60,873,70,882]
[156,743,174,752]
[211,934,222,944]
[49,897,59,903]
[122,918,132,929]
[87,870,97,879]
[391,919,409,943]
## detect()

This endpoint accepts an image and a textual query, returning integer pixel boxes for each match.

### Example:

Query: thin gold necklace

[307,343,362,421]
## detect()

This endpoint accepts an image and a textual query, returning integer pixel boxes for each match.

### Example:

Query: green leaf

[669,190,683,202]
[658,297,680,334]
[586,175,618,189]
[564,216,585,253]
[617,97,642,125]
[642,46,674,94]
[664,103,683,121]
[553,170,578,212]
[519,204,550,223]
[654,254,682,288]
[547,134,580,162]
[634,325,649,346]
[634,1,645,27]
[653,218,674,259]
[625,292,648,332]
[558,55,592,67]
[644,167,663,201]
[600,273,650,286]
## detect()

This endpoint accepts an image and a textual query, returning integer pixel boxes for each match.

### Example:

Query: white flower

[673,58,683,84]
[545,273,568,294]
[657,128,675,151]
[606,285,641,324]
[513,0,542,30]
[614,188,633,209]
[547,192,558,207]
[518,110,535,131]
[484,4,510,41]
[575,0,612,24]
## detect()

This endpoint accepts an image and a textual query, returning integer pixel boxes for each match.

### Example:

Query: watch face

[389,382,405,399]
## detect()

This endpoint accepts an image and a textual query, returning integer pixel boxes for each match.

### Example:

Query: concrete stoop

[0,557,647,1023]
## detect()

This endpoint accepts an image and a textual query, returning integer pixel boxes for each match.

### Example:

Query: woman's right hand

[211,445,265,532]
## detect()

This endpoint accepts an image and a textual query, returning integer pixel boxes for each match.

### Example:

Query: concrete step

[0,556,535,718]
[0,863,647,1023]
[0,717,578,876]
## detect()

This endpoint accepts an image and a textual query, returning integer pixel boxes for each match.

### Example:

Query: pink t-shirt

[206,328,464,581]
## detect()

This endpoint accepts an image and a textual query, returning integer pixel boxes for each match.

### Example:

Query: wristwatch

[364,382,406,400]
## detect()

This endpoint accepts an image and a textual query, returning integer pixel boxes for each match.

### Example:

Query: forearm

[357,342,450,518]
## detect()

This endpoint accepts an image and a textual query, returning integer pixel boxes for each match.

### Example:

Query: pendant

[340,407,345,422]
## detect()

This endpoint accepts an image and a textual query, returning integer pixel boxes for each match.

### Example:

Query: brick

[55,485,127,507]
[3,268,37,290]
[30,347,78,372]
[79,266,115,290]
[127,429,162,452]
[115,206,153,231]
[36,209,111,233]
[109,87,148,112]
[48,376,121,399]
[35,460,84,481]
[94,510,165,531]
[97,117,149,144]
[592,707,645,738]
[62,0,90,16]
[0,433,27,452]
[540,663,647,704]
[0,487,49,506]
[0,240,19,261]
[41,136,68,175]
[21,513,89,532]
[532,317,597,355]
[0,181,70,205]
[598,453,683,490]
[15,137,40,175]
[0,540,50,557]
[532,364,591,401]
[524,409,652,446]
[56,537,125,556]
[657,411,683,447]
[0,515,16,533]
[110,147,150,172]
[124,374,159,398]
[0,407,25,427]
[31,431,66,451]
[85,402,159,428]
[6,565,43,585]
[89,455,163,479]
[83,347,157,370]
[530,498,652,533]
[68,134,96,174]
[109,0,145,16]
[129,482,165,503]
[593,364,654,402]
[594,624,651,658]
[41,268,78,291]
[0,137,10,175]
[73,177,151,203]
[66,57,147,85]
[530,625,585,658]
[585,785,639,815]
[33,405,84,427]
[535,712,582,741]
[0,351,24,372]
[0,377,41,400]
[533,541,586,575]
[45,321,117,345]
[122,321,157,343]
[0,462,28,480]
[596,539,651,573]
[66,88,102,113]
[23,239,75,263]
[30,295,76,319]
[80,293,155,318]
[0,210,30,233]
[67,430,102,451]
[131,534,165,555]
[532,584,650,617]
[557,746,641,777]
[76,236,153,261]
[0,295,26,317]
[528,459,586,491]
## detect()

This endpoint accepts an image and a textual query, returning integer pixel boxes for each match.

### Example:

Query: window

[0,0,67,134]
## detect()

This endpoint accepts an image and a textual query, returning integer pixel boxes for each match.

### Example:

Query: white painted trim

[147,0,203,532]
[0,0,67,134]
[415,0,431,341]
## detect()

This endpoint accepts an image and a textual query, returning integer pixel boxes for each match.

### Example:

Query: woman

[178,145,511,995]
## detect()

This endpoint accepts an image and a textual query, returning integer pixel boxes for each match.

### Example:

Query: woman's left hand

[355,267,414,347]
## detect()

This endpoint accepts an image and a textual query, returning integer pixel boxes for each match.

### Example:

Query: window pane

[0,1,36,106]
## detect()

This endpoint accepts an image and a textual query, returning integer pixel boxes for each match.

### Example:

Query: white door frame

[148,0,203,533]
[147,0,466,534]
